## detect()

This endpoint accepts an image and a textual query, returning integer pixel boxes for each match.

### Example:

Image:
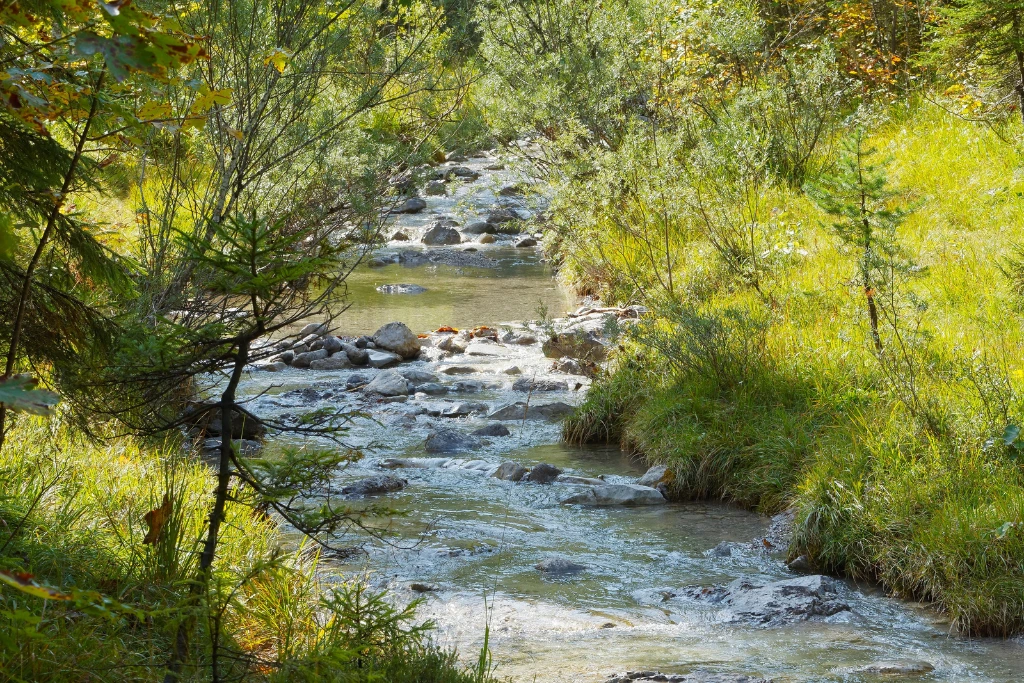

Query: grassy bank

[561,105,1024,636]
[0,420,493,682]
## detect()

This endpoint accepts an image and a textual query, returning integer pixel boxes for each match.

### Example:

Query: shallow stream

[233,155,1024,682]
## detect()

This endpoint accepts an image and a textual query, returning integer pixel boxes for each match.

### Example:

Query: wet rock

[441,365,476,375]
[558,475,606,486]
[185,403,266,440]
[684,575,850,626]
[486,208,517,225]
[511,333,538,345]
[424,428,482,454]
[292,349,329,368]
[446,153,468,162]
[535,557,585,573]
[512,377,568,392]
[392,229,411,240]
[446,166,479,181]
[342,343,369,365]
[484,161,505,171]
[366,349,402,368]
[259,361,288,372]
[787,555,812,573]
[398,368,438,383]
[856,661,934,675]
[372,322,421,359]
[498,182,527,196]
[424,179,446,196]
[346,373,371,388]
[438,402,487,417]
[416,382,448,395]
[502,365,522,375]
[637,464,674,488]
[409,582,437,593]
[322,335,343,354]
[340,475,407,496]
[608,673,771,683]
[202,438,262,456]
[561,484,666,506]
[462,220,495,235]
[436,337,467,354]
[472,423,510,437]
[764,509,795,548]
[543,331,607,361]
[355,335,373,348]
[477,233,496,244]
[526,463,562,484]
[492,461,528,482]
[514,236,538,248]
[309,355,352,371]
[710,542,733,558]
[394,196,426,213]
[379,457,453,469]
[422,225,462,246]
[364,370,410,396]
[273,349,294,364]
[487,401,573,421]
[377,283,427,294]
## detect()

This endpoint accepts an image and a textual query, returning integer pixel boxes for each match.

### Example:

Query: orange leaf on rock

[143,494,172,545]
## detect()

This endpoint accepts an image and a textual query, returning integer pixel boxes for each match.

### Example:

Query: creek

[231,154,1024,682]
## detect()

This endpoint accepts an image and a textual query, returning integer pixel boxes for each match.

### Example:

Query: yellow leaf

[264,48,290,74]
[0,570,73,601]
[138,100,172,121]
[226,126,244,140]
[143,494,172,545]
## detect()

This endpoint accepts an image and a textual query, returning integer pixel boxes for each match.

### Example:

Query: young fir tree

[806,129,917,352]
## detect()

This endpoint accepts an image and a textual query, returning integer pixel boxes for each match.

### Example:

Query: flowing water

[233,155,1024,682]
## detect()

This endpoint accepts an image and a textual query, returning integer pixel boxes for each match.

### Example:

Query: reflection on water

[335,248,575,335]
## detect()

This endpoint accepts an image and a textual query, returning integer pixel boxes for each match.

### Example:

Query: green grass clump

[0,420,497,682]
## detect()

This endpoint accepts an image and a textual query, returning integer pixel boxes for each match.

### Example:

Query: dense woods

[4,0,1024,680]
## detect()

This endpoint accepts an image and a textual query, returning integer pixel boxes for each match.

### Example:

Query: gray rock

[557,475,606,485]
[472,423,510,437]
[309,355,353,371]
[342,343,369,365]
[440,401,488,417]
[392,230,411,240]
[376,283,427,294]
[492,461,528,482]
[422,225,462,246]
[526,463,562,484]
[463,221,494,235]
[346,373,371,388]
[425,428,483,454]
[364,370,410,396]
[372,322,421,359]
[486,208,517,225]
[535,557,585,573]
[424,179,446,196]
[416,382,448,395]
[710,542,733,558]
[787,555,812,572]
[446,166,479,180]
[366,349,402,369]
[394,196,426,213]
[441,365,476,375]
[308,337,325,351]
[322,335,343,354]
[409,582,437,593]
[543,331,607,361]
[502,365,522,375]
[259,361,288,372]
[446,153,468,162]
[292,349,329,368]
[512,377,568,392]
[487,401,573,421]
[340,475,407,496]
[684,575,850,626]
[273,349,294,364]
[856,661,935,675]
[608,673,771,683]
[637,465,671,488]
[561,484,666,506]
[398,368,438,383]
[514,237,538,248]
[498,182,527,196]
[298,322,328,337]
[477,233,496,244]
[379,457,453,469]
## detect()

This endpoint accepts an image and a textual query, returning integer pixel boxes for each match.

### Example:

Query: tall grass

[0,419,498,682]
[561,104,1024,635]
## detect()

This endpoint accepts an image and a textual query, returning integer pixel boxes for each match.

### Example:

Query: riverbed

[232,153,1024,682]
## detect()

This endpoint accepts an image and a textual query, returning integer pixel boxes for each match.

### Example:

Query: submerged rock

[340,475,407,496]
[512,377,568,392]
[424,428,482,453]
[561,484,666,506]
[535,557,585,573]
[487,401,573,421]
[683,575,850,626]
[608,673,771,683]
[557,475,606,486]
[376,283,427,295]
[709,542,733,558]
[856,661,935,675]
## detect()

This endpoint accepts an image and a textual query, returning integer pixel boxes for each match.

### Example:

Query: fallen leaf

[143,494,172,545]
[0,570,73,600]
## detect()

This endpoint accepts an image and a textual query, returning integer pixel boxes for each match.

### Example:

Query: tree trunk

[163,340,249,683]
[0,72,104,449]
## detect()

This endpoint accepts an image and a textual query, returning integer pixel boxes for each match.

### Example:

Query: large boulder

[561,484,666,506]
[526,463,562,484]
[185,403,266,440]
[394,196,426,213]
[637,464,674,488]
[340,475,407,496]
[542,331,607,361]
[372,322,421,359]
[421,225,462,246]
[682,575,850,626]
[424,179,446,196]
[364,370,410,396]
[492,461,528,481]
[487,401,573,421]
[424,428,482,454]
